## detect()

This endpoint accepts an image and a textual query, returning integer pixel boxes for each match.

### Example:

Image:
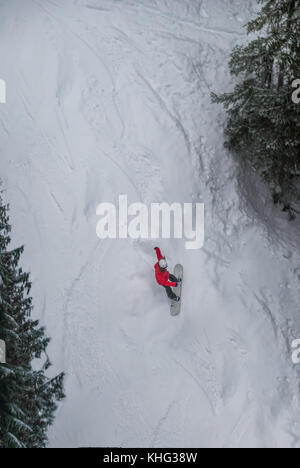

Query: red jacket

[154,247,177,287]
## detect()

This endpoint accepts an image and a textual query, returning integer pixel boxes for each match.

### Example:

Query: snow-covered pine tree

[0,189,22,448]
[212,0,300,219]
[0,188,65,448]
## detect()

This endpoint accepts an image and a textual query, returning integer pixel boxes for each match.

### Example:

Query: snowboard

[170,264,183,317]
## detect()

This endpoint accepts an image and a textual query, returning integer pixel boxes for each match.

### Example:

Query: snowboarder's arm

[154,247,163,261]
[167,281,177,287]
[161,279,177,287]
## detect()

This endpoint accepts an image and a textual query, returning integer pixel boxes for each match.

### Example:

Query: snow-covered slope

[1,0,300,448]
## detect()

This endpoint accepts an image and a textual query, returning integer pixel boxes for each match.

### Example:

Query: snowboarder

[154,247,181,302]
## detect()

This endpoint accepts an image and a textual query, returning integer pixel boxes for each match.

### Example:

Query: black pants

[163,274,179,300]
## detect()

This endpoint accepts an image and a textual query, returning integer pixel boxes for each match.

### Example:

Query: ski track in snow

[1,0,300,448]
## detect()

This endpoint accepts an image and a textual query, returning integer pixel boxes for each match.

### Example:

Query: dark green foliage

[0,188,65,448]
[212,0,300,219]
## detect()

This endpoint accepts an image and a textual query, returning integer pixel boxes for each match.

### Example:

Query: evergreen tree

[212,0,300,219]
[0,188,65,448]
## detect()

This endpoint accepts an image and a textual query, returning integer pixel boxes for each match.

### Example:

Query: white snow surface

[1,0,300,448]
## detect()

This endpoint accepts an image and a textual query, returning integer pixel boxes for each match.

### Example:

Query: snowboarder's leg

[169,274,178,283]
[163,285,178,301]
